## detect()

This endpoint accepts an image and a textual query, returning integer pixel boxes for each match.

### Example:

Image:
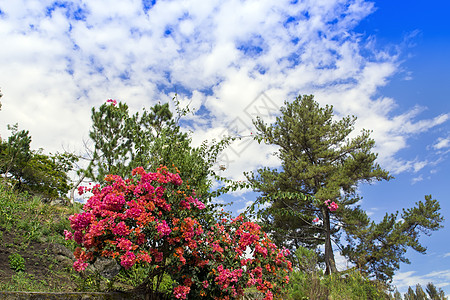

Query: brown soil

[0,226,77,292]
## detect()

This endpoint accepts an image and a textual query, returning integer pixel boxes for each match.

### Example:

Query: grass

[0,182,84,292]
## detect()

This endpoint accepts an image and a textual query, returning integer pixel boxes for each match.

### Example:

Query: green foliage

[84,99,212,196]
[0,272,49,292]
[401,283,447,300]
[0,124,78,198]
[83,97,246,214]
[342,195,444,282]
[0,124,32,182]
[114,264,173,294]
[247,94,391,274]
[287,247,390,300]
[426,282,447,300]
[9,253,25,272]
[0,182,82,246]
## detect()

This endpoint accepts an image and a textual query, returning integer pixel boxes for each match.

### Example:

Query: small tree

[0,124,32,183]
[426,282,447,300]
[0,124,77,198]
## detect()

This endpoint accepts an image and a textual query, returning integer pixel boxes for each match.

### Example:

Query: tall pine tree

[247,94,391,274]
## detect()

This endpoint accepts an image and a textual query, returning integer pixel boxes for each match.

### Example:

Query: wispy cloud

[393,269,450,293]
[411,175,423,185]
[434,136,450,150]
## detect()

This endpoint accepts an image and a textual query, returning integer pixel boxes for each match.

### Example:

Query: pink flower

[113,221,131,236]
[168,173,183,185]
[173,285,190,299]
[77,186,85,195]
[312,217,319,223]
[137,251,152,263]
[106,99,117,106]
[73,259,88,272]
[101,192,126,211]
[202,280,209,289]
[194,198,205,210]
[328,201,338,212]
[157,220,172,237]
[64,230,73,240]
[324,199,339,211]
[117,238,134,251]
[264,290,273,300]
[120,251,136,269]
[69,212,94,231]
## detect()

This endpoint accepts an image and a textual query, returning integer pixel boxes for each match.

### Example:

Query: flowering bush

[66,166,292,299]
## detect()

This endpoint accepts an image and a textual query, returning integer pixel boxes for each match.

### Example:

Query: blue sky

[0,0,449,295]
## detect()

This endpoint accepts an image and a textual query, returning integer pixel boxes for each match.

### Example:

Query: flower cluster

[195,214,293,299]
[66,166,292,299]
[106,99,117,106]
[324,199,338,212]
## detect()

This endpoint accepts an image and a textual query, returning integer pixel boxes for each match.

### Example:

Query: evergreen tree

[393,289,403,300]
[247,94,391,274]
[86,101,134,181]
[342,195,444,282]
[426,282,447,300]
[83,98,233,201]
[404,286,417,300]
[416,284,429,300]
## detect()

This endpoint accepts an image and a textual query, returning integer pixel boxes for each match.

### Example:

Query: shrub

[9,253,25,272]
[66,166,293,299]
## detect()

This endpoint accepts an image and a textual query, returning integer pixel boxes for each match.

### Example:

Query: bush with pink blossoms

[66,166,292,299]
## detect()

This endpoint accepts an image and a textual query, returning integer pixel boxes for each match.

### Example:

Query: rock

[48,243,75,260]
[50,198,67,206]
[54,255,73,268]
[93,257,121,279]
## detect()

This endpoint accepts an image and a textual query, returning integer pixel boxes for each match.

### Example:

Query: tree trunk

[322,206,337,275]
[70,173,86,205]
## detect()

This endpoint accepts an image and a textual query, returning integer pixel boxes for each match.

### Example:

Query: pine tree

[393,289,402,300]
[83,98,230,200]
[247,94,391,274]
[342,195,443,282]
[416,284,428,300]
[404,286,416,300]
[86,101,134,182]
[426,282,447,300]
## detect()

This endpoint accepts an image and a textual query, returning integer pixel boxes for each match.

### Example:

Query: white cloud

[237,200,254,214]
[393,269,450,294]
[411,175,423,185]
[434,137,450,150]
[0,0,447,182]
